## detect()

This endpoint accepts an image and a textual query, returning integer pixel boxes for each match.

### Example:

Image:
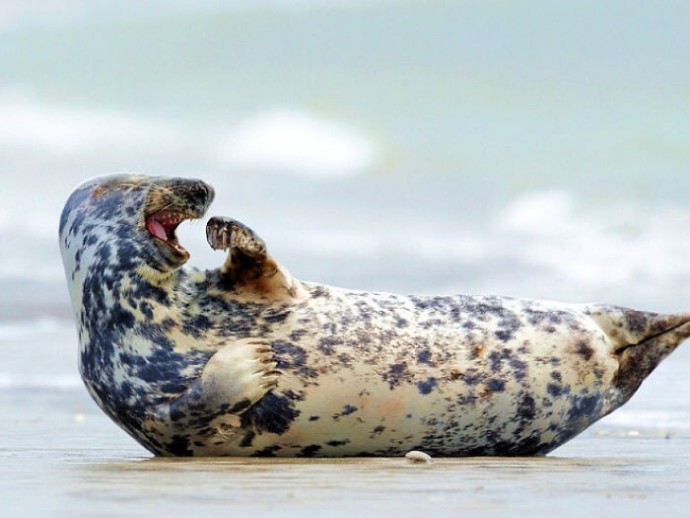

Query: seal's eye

[145,209,188,256]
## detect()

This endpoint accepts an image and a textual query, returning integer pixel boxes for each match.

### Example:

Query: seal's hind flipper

[585,305,690,406]
[206,216,304,300]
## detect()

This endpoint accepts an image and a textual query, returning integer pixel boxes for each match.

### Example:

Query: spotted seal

[59,174,690,457]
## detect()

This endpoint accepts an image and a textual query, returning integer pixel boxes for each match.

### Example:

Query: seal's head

[60,174,214,282]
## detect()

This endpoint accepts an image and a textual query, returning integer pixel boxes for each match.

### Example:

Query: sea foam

[0,90,187,157]
[213,110,376,177]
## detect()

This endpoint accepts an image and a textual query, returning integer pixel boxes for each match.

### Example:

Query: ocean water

[1,1,690,515]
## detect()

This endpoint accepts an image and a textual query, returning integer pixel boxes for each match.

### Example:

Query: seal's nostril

[189,182,214,209]
[198,182,215,205]
[206,183,216,203]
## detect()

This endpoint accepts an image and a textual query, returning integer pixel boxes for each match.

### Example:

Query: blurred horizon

[0,0,689,307]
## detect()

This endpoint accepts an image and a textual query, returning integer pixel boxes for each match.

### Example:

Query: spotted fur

[59,174,690,457]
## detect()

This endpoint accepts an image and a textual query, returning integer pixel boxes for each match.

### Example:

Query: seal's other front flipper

[206,216,305,300]
[152,338,281,455]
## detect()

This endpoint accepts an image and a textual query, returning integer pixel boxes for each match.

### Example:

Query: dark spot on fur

[139,301,154,320]
[311,286,330,299]
[509,358,528,380]
[239,431,256,448]
[395,317,409,328]
[624,310,647,334]
[341,404,358,416]
[495,330,511,341]
[384,363,410,389]
[547,383,565,398]
[318,337,339,355]
[567,395,601,421]
[485,433,543,456]
[326,440,351,447]
[290,329,309,342]
[488,351,504,372]
[417,348,433,365]
[487,379,506,392]
[272,341,317,378]
[170,407,186,422]
[111,303,136,329]
[338,353,353,368]
[161,318,177,331]
[167,435,192,456]
[333,404,358,420]
[298,444,322,457]
[264,311,289,324]
[576,341,594,361]
[417,377,437,395]
[460,369,483,386]
[241,393,300,435]
[518,394,536,421]
[252,446,282,458]
[183,314,211,338]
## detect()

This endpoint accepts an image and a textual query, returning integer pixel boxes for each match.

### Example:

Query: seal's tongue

[146,210,185,243]
[147,219,167,241]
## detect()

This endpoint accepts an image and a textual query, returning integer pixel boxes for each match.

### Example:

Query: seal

[59,174,690,457]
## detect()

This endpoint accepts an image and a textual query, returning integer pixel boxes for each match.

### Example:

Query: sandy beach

[4,352,690,518]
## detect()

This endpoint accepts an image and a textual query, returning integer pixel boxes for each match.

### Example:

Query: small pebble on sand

[405,451,432,464]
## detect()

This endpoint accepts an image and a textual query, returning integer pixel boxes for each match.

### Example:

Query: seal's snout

[184,180,215,216]
[154,178,215,217]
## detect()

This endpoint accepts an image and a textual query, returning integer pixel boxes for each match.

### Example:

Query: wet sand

[3,390,689,517]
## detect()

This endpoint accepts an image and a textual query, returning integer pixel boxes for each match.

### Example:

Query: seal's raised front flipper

[586,306,690,407]
[207,216,268,259]
[206,216,304,300]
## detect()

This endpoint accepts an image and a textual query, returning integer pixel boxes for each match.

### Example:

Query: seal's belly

[186,300,619,457]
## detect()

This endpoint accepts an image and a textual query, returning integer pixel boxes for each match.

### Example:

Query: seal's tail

[586,305,690,404]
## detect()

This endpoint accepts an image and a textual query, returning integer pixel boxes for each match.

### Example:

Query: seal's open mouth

[145,209,191,257]
[142,178,215,268]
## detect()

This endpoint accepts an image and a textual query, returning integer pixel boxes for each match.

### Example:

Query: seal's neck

[136,263,177,284]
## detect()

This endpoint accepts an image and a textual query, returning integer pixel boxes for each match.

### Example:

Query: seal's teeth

[160,214,183,226]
